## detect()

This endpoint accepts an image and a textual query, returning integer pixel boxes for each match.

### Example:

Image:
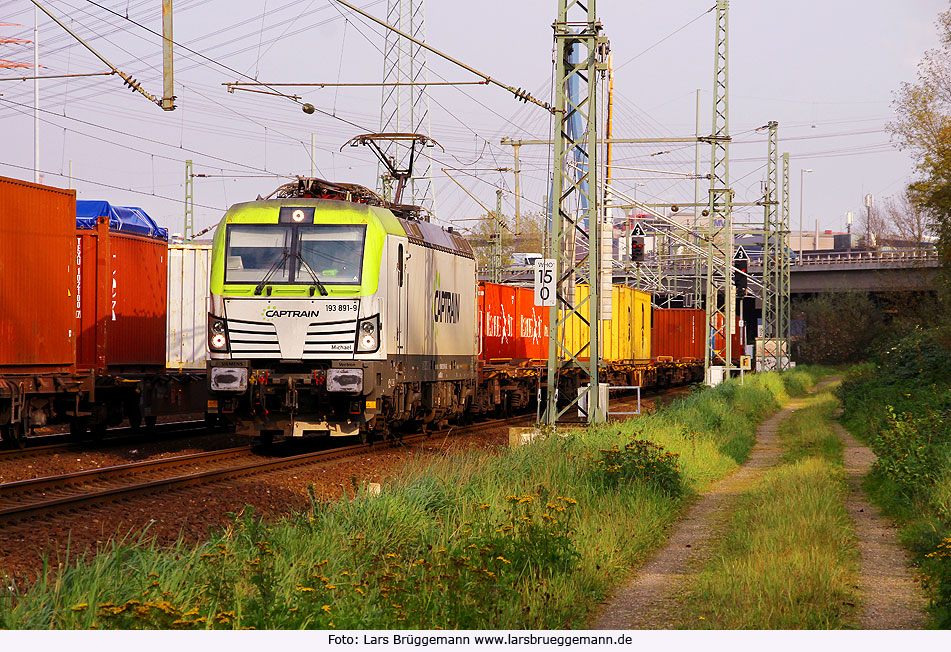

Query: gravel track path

[591,381,854,630]
[833,421,928,629]
[591,394,809,629]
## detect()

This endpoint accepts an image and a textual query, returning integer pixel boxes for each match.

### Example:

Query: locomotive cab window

[224,223,367,285]
[297,225,366,285]
[225,225,291,284]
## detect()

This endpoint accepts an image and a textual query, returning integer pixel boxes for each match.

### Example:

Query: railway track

[0,415,530,523]
[0,387,675,524]
[0,420,220,461]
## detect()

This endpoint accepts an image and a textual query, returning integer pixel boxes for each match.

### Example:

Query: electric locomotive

[206,179,477,444]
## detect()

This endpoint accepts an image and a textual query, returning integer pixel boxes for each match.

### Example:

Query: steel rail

[0,416,531,522]
[0,420,217,461]
[0,392,664,523]
[0,446,257,510]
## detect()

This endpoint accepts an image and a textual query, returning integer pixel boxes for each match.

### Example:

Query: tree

[889,9,951,259]
[793,293,881,364]
[465,210,548,270]
[879,191,933,246]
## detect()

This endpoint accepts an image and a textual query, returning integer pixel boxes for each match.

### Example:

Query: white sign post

[534,258,556,307]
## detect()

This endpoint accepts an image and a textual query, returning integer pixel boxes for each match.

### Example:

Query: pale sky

[0,0,946,238]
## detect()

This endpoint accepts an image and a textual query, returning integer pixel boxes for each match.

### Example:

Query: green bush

[871,407,951,498]
[878,326,951,386]
[922,531,951,626]
[589,438,682,496]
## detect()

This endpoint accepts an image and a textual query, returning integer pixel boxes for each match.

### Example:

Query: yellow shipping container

[560,285,651,362]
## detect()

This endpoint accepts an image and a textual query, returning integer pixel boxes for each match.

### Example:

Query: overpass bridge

[754,249,941,295]
[484,248,941,299]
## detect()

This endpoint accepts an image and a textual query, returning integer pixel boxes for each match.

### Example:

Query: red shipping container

[652,308,704,361]
[76,218,168,370]
[0,176,76,373]
[513,285,548,361]
[478,282,549,363]
[478,282,517,362]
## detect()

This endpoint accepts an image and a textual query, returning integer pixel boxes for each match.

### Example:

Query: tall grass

[0,368,826,630]
[681,387,858,629]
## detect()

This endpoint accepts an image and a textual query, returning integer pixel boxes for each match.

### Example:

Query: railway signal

[631,237,645,262]
[733,246,749,295]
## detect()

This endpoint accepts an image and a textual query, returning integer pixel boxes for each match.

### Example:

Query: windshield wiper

[253,248,290,296]
[296,251,329,296]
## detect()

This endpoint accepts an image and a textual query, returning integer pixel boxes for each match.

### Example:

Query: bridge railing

[792,248,940,267]
[479,248,941,279]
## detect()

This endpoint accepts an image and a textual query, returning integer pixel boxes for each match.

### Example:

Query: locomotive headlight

[356,315,380,353]
[208,314,230,352]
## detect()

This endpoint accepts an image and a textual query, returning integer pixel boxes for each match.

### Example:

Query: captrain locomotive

[206,179,478,443]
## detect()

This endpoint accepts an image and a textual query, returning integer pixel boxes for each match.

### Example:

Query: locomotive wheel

[144,415,158,432]
[204,412,218,430]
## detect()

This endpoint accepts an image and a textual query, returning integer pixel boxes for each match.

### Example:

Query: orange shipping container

[0,176,76,372]
[652,308,704,361]
[76,218,168,370]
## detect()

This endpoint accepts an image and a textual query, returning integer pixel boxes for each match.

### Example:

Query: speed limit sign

[534,259,556,307]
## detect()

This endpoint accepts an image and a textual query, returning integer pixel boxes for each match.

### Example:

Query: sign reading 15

[533,258,557,307]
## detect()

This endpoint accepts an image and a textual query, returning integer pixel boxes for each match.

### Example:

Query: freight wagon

[0,177,85,446]
[0,178,211,446]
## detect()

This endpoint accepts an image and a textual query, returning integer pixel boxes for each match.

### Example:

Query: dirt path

[833,422,929,629]
[591,386,827,629]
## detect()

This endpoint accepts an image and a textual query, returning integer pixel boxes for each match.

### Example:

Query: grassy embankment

[681,385,858,629]
[837,327,951,627]
[0,368,825,629]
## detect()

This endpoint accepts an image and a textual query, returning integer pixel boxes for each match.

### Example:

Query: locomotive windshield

[225,225,291,283]
[297,225,366,285]
[225,223,366,285]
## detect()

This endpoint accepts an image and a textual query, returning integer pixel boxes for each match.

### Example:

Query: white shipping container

[166,244,212,370]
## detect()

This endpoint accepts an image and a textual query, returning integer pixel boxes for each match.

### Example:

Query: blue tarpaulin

[76,200,169,241]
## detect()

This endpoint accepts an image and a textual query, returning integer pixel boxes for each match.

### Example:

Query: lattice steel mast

[703,0,733,382]
[379,0,434,212]
[779,152,791,364]
[544,0,608,425]
[760,121,779,370]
